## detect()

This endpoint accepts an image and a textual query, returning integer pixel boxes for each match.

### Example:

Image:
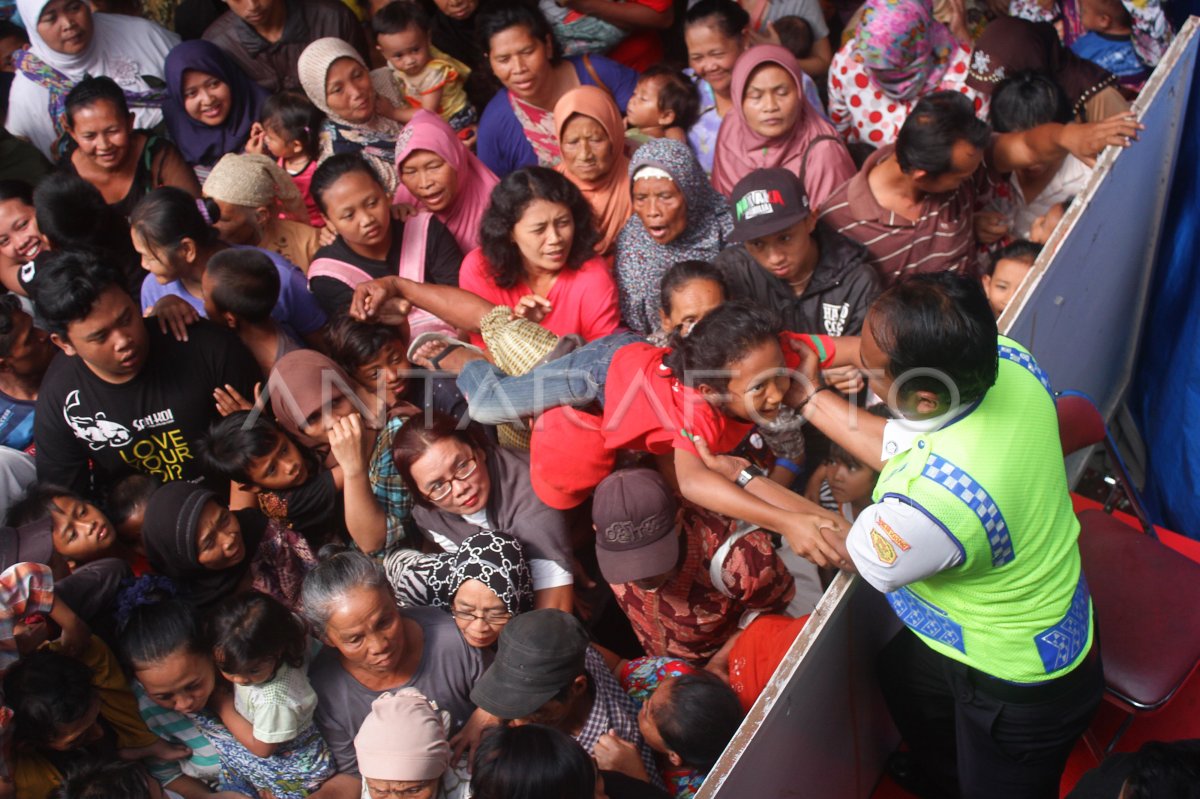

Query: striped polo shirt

[819,144,997,287]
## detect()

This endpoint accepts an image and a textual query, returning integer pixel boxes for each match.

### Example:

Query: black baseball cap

[728,168,812,244]
[469,609,590,720]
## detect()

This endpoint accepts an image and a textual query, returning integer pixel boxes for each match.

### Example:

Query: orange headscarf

[553,86,633,257]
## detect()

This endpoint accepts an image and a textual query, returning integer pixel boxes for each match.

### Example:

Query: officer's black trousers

[878,628,1105,799]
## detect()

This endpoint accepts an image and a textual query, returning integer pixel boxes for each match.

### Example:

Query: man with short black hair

[31,250,260,497]
[203,0,368,93]
[788,273,1103,799]
[819,91,1140,286]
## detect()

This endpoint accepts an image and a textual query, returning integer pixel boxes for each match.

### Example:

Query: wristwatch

[736,468,757,488]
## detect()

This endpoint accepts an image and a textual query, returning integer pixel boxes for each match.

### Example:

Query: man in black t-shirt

[31,251,261,498]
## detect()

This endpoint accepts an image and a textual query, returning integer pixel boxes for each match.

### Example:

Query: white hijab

[7,0,180,157]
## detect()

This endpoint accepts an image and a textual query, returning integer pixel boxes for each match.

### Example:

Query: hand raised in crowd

[510,294,553,324]
[973,211,1011,246]
[243,122,266,156]
[350,277,413,326]
[327,413,370,477]
[1063,112,1144,167]
[148,294,200,342]
[214,382,263,417]
[594,729,653,783]
[449,707,502,768]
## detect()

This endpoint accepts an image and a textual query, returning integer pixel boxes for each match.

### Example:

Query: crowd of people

[0,0,1190,796]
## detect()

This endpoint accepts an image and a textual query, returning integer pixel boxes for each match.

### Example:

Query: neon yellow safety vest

[872,336,1093,684]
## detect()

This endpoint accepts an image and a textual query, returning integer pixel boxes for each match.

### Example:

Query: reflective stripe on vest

[921,453,1015,567]
[998,345,1053,398]
[1035,573,1092,673]
[886,587,966,652]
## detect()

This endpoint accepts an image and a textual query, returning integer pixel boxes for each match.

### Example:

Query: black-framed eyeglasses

[448,608,512,626]
[426,458,478,502]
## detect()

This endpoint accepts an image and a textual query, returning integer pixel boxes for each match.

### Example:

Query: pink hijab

[392,110,499,253]
[711,45,855,209]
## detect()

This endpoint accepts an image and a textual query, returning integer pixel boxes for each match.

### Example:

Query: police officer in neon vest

[795,273,1104,799]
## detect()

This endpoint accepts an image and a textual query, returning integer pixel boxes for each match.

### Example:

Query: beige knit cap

[203,153,302,209]
[298,37,366,121]
[353,688,451,781]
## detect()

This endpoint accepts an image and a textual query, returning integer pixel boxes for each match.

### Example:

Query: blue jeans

[456,331,644,425]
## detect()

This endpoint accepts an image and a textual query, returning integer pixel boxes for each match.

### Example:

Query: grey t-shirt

[309,605,484,775]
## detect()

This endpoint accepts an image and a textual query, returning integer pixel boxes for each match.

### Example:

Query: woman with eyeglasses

[393,412,575,612]
[383,530,536,650]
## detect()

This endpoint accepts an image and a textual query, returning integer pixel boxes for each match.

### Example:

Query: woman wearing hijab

[354,689,469,799]
[965,16,1129,123]
[711,45,853,205]
[141,481,316,610]
[8,0,179,158]
[615,138,733,335]
[392,412,574,612]
[268,349,417,558]
[393,110,499,254]
[202,152,320,271]
[163,40,270,179]
[553,86,632,258]
[826,0,984,148]
[298,37,406,194]
[384,530,536,650]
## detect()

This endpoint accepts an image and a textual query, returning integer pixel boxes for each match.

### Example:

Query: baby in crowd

[626,66,701,144]
[372,0,475,132]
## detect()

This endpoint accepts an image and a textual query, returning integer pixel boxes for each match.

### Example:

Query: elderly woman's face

[409,438,490,516]
[324,585,407,674]
[632,176,687,245]
[559,114,615,184]
[399,149,459,214]
[685,20,744,99]
[451,578,510,649]
[742,64,800,140]
[36,0,93,56]
[194,500,245,571]
[511,199,575,275]
[364,778,439,799]
[325,57,376,124]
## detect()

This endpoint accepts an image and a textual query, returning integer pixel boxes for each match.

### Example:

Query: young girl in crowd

[207,591,333,795]
[256,92,327,228]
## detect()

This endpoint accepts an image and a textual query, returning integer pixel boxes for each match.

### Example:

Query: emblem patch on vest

[871,528,897,565]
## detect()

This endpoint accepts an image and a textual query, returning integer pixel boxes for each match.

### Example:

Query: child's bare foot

[120,738,191,761]
[409,338,487,374]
